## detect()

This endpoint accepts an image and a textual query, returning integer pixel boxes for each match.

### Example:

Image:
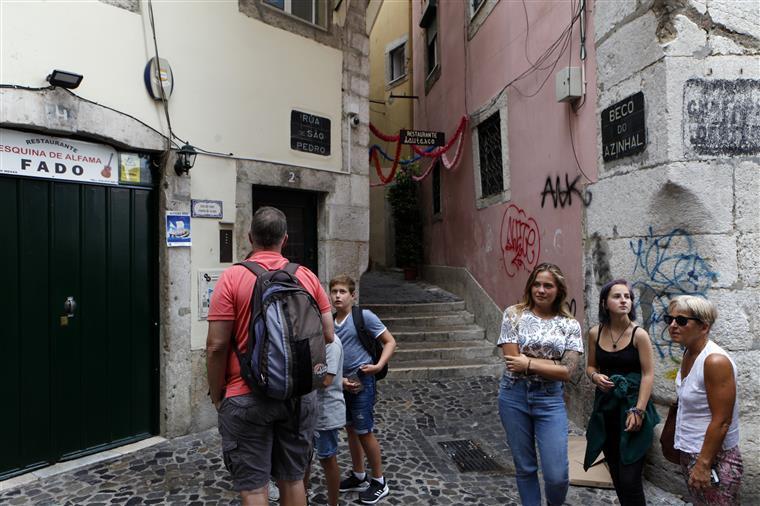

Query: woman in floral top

[498,263,583,506]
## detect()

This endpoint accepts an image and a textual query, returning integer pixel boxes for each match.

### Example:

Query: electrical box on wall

[555,67,582,103]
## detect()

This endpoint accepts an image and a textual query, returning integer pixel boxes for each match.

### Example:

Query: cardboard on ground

[568,435,614,489]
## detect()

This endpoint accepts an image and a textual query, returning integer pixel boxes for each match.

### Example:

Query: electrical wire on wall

[470,1,583,118]
[572,0,588,112]
[147,0,179,151]
[566,0,593,183]
[510,0,581,98]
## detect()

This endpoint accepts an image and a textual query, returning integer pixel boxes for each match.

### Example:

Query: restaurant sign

[0,128,119,185]
[400,129,445,146]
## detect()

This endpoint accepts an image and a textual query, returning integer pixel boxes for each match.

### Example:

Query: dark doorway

[252,186,319,275]
[0,177,158,479]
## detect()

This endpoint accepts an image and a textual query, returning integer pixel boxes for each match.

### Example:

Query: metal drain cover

[437,439,505,473]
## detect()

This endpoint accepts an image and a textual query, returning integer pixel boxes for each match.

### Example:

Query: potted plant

[387,165,423,280]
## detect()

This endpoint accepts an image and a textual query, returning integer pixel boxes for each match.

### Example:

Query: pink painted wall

[411,0,598,322]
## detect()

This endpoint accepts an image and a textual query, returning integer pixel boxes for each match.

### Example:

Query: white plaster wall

[0,0,343,172]
[190,155,237,350]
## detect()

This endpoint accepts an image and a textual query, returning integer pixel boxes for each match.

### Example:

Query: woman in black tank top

[585,279,655,506]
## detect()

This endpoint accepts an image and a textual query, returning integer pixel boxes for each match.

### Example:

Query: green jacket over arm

[584,372,660,470]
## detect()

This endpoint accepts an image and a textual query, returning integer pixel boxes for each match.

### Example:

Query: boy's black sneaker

[339,472,370,492]
[359,479,389,504]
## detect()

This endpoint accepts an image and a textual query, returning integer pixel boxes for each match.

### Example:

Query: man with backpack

[206,206,334,506]
[329,275,396,505]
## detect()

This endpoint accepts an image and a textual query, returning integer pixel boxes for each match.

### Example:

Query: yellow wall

[368,0,413,267]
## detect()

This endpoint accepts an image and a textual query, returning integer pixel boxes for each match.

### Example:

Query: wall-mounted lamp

[47,69,83,89]
[174,144,197,176]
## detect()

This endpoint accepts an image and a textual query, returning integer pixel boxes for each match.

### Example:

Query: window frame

[470,0,485,17]
[262,0,328,29]
[425,15,439,80]
[467,0,499,40]
[385,36,408,86]
[471,90,510,209]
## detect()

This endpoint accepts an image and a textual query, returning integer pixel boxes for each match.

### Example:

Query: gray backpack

[233,261,327,400]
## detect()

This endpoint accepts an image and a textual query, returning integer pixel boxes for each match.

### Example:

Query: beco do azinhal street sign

[601,92,646,162]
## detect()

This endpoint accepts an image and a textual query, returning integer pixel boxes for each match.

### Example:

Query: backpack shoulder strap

[352,305,375,355]
[235,260,268,277]
[284,262,300,275]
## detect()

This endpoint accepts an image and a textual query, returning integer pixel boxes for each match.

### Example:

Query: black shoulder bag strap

[235,260,268,277]
[352,305,374,358]
[352,305,388,380]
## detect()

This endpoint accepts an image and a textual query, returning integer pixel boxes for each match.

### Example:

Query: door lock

[64,296,77,318]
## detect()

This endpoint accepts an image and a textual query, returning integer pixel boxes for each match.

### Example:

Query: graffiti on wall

[500,204,541,277]
[540,174,592,209]
[629,227,718,363]
[564,298,577,317]
[683,79,760,156]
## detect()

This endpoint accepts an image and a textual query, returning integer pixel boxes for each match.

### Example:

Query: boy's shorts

[313,429,340,459]
[344,373,376,435]
[218,391,317,491]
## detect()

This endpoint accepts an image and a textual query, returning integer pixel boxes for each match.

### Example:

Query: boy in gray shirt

[305,336,345,506]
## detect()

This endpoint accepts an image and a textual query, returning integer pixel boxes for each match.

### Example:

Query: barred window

[432,161,441,215]
[477,112,503,197]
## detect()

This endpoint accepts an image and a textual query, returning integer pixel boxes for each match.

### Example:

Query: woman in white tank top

[667,295,742,505]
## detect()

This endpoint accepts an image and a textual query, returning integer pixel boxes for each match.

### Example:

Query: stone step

[388,358,504,380]
[362,301,466,316]
[394,340,497,362]
[380,311,475,328]
[391,325,486,342]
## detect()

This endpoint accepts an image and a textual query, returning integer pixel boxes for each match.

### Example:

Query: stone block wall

[578,0,760,498]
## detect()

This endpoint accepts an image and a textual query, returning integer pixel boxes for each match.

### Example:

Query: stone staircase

[362,300,504,379]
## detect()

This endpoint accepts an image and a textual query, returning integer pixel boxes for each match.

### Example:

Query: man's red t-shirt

[207,251,331,398]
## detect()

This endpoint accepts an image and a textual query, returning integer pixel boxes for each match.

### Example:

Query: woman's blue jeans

[498,375,569,506]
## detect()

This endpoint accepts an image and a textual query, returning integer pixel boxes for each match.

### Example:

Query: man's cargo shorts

[217,390,317,491]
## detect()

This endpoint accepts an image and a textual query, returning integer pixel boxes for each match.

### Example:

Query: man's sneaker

[359,479,389,504]
[339,472,370,492]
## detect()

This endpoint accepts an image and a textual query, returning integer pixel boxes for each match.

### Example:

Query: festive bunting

[368,116,469,186]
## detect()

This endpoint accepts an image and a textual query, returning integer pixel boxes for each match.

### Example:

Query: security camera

[348,113,360,128]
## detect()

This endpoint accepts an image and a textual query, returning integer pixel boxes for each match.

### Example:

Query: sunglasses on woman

[663,314,702,326]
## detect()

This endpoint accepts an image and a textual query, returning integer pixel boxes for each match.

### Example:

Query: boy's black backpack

[232,261,327,400]
[351,305,388,381]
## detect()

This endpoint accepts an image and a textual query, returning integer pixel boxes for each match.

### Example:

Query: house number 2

[288,172,297,183]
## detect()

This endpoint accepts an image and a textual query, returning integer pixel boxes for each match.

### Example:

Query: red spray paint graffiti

[500,204,541,277]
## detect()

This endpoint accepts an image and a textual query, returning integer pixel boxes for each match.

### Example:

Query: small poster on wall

[166,212,191,247]
[198,269,224,320]
[120,153,142,183]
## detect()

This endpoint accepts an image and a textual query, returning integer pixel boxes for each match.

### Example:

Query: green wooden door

[0,177,157,479]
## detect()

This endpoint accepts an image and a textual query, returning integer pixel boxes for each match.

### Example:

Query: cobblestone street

[0,377,687,505]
